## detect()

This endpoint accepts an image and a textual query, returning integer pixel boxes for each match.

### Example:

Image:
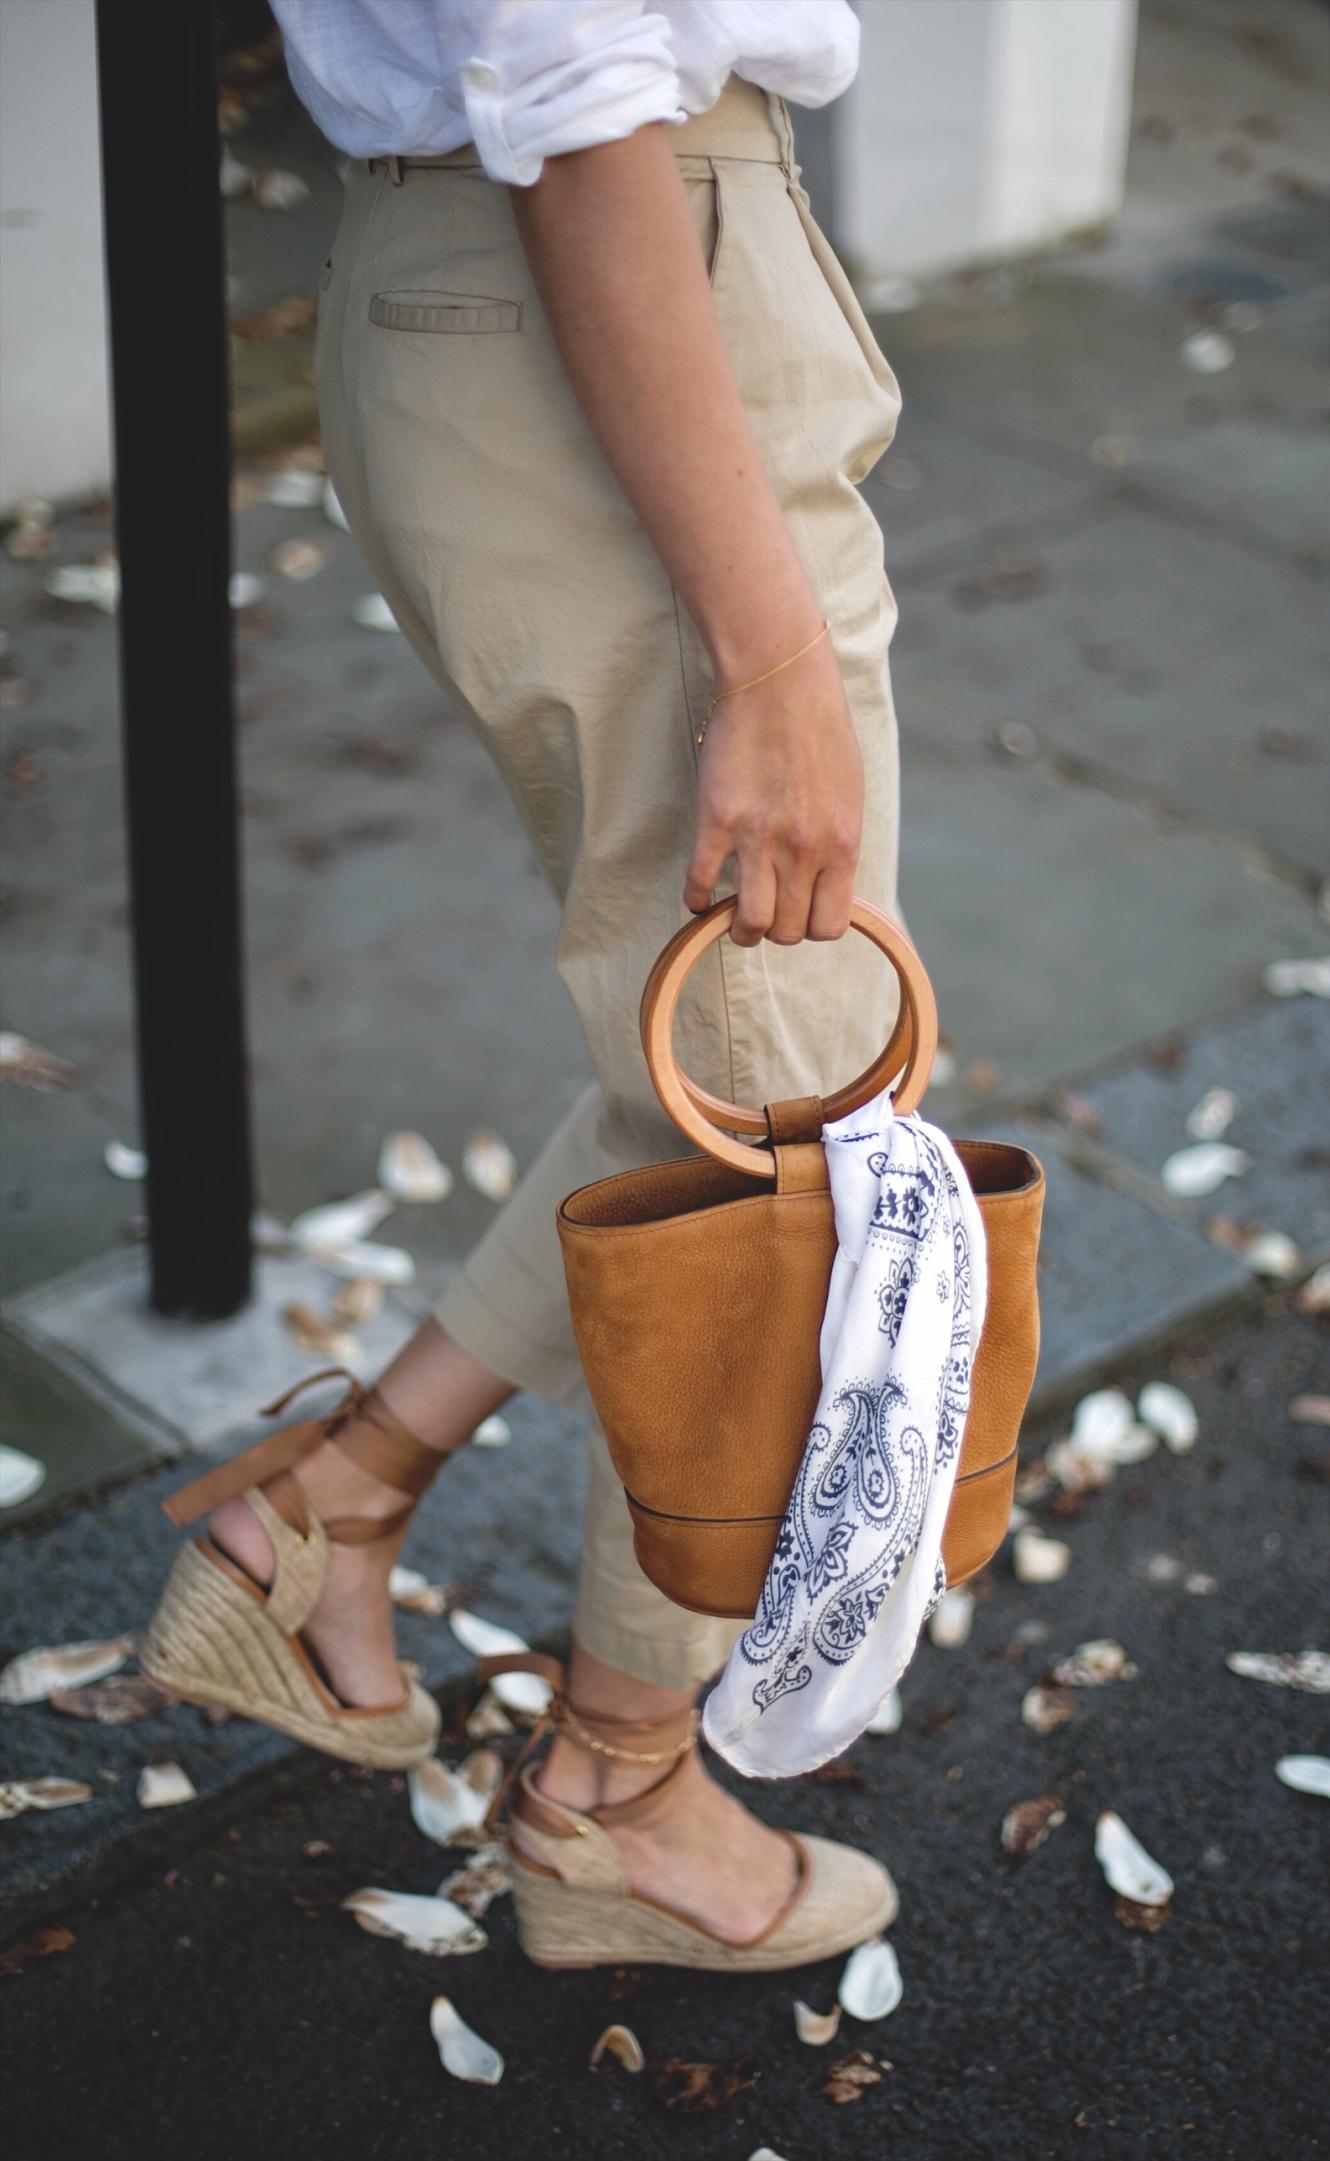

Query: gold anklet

[696,620,830,747]
[557,1701,700,1766]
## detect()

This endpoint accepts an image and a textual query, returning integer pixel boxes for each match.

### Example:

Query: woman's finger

[768,850,817,945]
[806,861,855,941]
[730,852,777,946]
[683,823,731,913]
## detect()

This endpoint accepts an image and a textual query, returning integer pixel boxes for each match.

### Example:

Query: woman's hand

[684,635,863,946]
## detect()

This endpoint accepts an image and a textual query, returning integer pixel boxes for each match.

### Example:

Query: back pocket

[369,289,522,334]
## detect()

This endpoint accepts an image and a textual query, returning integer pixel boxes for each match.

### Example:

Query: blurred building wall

[839,0,1138,285]
[0,0,110,514]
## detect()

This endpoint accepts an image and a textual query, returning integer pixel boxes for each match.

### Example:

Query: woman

[144,0,906,1972]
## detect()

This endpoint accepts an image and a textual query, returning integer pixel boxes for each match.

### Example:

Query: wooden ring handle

[639,896,938,1178]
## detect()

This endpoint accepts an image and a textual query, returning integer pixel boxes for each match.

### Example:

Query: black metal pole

[95,0,253,1317]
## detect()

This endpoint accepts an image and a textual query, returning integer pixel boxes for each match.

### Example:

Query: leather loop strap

[773,1141,830,1195]
[640,896,937,1176]
[764,1094,825,1146]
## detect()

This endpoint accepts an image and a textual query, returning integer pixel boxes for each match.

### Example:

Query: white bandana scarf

[703,1089,988,1778]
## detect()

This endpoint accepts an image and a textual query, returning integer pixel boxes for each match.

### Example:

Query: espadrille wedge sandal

[476,1652,898,1972]
[140,1368,443,1769]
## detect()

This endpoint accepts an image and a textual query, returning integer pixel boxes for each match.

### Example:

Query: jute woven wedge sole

[509,1832,898,1972]
[140,1536,440,1769]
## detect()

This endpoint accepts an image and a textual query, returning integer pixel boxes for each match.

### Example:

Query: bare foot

[209,1441,411,1708]
[529,1741,799,1944]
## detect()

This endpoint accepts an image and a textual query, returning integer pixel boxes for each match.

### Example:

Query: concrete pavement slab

[0,1330,157,1529]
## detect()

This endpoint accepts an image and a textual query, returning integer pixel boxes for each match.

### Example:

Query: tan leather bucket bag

[557,897,1045,1620]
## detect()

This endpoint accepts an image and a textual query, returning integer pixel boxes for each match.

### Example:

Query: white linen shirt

[269,1,859,185]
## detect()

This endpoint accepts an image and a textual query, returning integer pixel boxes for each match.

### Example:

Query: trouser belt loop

[387,154,404,186]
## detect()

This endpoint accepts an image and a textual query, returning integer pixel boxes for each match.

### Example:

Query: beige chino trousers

[316,77,904,1688]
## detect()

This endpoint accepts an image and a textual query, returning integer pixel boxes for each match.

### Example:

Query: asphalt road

[4,1302,1327,2161]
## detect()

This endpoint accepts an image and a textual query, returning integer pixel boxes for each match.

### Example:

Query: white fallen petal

[388,1566,449,1616]
[430,1995,503,2084]
[0,1031,75,1089]
[378,1131,453,1204]
[1181,327,1234,374]
[1103,1423,1160,1466]
[1095,1811,1173,1907]
[1226,1651,1330,1694]
[323,478,351,530]
[1137,1382,1198,1453]
[332,1276,384,1326]
[1294,1262,1330,1313]
[1045,1436,1115,1493]
[219,148,252,198]
[228,572,265,610]
[1160,1143,1249,1198]
[1275,1755,1330,1800]
[267,537,327,583]
[470,1414,512,1449]
[839,1936,903,2021]
[251,1210,291,1253]
[928,1589,974,1649]
[1185,1086,1238,1141]
[1071,1390,1135,1450]
[1244,1232,1302,1281]
[1145,1552,1183,1584]
[864,1689,902,1736]
[437,1843,511,1918]
[46,560,120,612]
[589,2023,646,2072]
[0,1445,46,1510]
[793,1999,842,2046]
[351,591,401,632]
[747,2152,791,2161]
[264,468,325,509]
[1051,1639,1138,1687]
[0,1777,94,1819]
[289,1189,393,1249]
[1289,1395,1330,1426]
[137,1761,196,1809]
[254,167,311,211]
[1006,1502,1032,1533]
[345,1888,486,1956]
[408,1758,491,1847]
[462,1129,518,1203]
[0,1635,135,1705]
[104,1139,147,1181]
[1262,956,1330,999]
[1012,1529,1071,1584]
[1185,1572,1217,1596]
[305,1238,414,1286]
[1021,1685,1077,1735]
[447,1610,552,1717]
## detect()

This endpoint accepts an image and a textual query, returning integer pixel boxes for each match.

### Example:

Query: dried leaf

[1001,1794,1066,1858]
[378,1131,453,1203]
[437,1843,511,1918]
[1185,1086,1238,1140]
[1051,1639,1138,1687]
[103,1139,147,1181]
[651,2055,759,2112]
[50,1674,174,1723]
[0,1031,74,1090]
[1012,1529,1071,1583]
[0,1925,76,1975]
[407,1758,493,1848]
[1095,1811,1173,1907]
[1289,1395,1330,1427]
[447,1611,552,1717]
[331,1277,384,1326]
[1293,1262,1330,1314]
[471,1414,512,1449]
[1262,956,1330,999]
[430,1995,503,2082]
[346,1888,486,1957]
[231,294,317,341]
[589,2023,646,2072]
[822,2050,885,2104]
[1225,1651,1330,1693]
[0,1445,46,1510]
[464,1690,515,1740]
[1021,1685,1077,1735]
[1114,1893,1171,1932]
[1137,1382,1198,1452]
[1160,1143,1249,1198]
[793,1999,842,2045]
[137,1762,196,1809]
[927,1589,974,1648]
[462,1129,518,1202]
[0,1635,135,1705]
[1275,1755,1330,1799]
[281,1302,358,1363]
[289,1189,393,1249]
[838,1937,902,2021]
[266,537,327,582]
[0,1778,93,1820]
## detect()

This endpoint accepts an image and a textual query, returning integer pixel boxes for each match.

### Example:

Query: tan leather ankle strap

[476,1652,700,1836]
[160,1367,441,1537]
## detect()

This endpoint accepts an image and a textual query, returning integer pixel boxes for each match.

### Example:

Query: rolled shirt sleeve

[456,2,686,184]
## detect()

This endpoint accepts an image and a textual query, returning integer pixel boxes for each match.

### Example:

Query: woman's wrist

[698,572,826,687]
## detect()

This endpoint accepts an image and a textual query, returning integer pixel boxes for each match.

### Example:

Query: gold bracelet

[696,620,830,747]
